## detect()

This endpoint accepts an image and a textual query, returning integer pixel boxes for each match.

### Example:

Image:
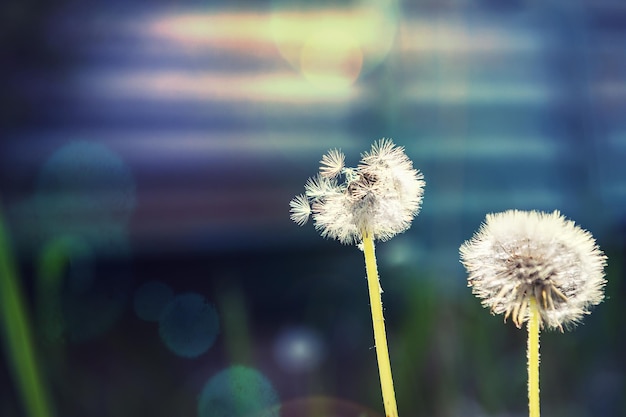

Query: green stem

[362,230,398,417]
[0,209,54,417]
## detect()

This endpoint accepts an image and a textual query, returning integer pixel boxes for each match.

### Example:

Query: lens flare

[273,326,326,373]
[271,1,399,87]
[198,365,280,417]
[158,293,219,358]
[299,29,363,90]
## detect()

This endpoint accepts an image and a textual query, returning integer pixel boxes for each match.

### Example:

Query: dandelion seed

[304,175,336,200]
[460,209,607,331]
[320,149,345,178]
[289,194,311,226]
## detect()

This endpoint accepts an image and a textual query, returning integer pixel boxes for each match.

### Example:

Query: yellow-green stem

[362,230,398,417]
[527,298,540,417]
[0,209,54,417]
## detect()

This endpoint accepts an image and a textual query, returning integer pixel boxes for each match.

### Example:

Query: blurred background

[1,0,625,416]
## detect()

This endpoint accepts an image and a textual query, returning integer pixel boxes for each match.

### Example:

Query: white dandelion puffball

[289,139,425,245]
[460,210,607,331]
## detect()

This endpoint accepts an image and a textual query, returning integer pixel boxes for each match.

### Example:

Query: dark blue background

[1,0,625,416]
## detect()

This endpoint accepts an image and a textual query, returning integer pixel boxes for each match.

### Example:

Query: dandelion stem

[528,297,540,417]
[362,230,398,417]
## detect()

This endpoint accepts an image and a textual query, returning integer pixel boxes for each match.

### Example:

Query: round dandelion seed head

[289,138,425,245]
[460,209,607,331]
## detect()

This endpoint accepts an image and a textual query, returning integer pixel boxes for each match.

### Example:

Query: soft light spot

[271,2,398,82]
[273,326,326,373]
[17,140,137,257]
[299,29,363,90]
[198,365,280,417]
[158,293,219,358]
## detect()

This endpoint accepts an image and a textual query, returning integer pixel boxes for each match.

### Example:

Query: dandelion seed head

[460,209,607,331]
[289,139,425,245]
